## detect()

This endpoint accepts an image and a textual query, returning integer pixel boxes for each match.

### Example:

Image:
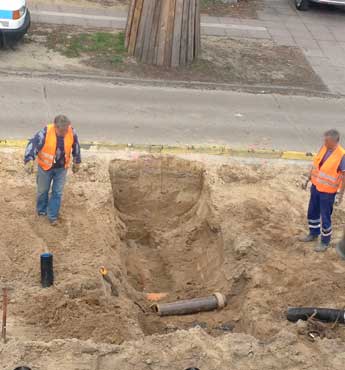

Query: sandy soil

[1,150,345,369]
[0,40,88,73]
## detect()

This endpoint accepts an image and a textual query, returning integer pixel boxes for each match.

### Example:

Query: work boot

[299,234,319,243]
[49,219,58,227]
[314,241,329,252]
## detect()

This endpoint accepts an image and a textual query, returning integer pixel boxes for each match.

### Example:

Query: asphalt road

[1,75,344,152]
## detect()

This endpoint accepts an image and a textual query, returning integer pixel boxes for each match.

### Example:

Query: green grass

[49,31,127,62]
[201,0,226,6]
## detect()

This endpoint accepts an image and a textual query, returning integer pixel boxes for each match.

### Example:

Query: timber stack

[125,0,201,67]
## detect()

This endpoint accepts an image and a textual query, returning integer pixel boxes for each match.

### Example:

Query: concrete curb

[0,139,314,161]
[0,69,340,98]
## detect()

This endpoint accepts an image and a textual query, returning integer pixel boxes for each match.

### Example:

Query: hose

[287,307,345,323]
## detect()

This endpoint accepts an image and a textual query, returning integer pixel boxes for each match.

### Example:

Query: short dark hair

[324,129,340,143]
[54,115,71,128]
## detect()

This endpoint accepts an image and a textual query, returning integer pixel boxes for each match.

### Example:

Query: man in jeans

[24,115,81,225]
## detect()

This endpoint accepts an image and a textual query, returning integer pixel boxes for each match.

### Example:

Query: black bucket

[41,253,54,288]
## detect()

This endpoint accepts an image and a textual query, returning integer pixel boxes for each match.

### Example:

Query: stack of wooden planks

[125,0,201,67]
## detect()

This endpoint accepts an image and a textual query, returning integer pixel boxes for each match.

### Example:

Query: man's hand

[335,192,344,206]
[25,161,34,175]
[72,163,81,174]
[301,178,310,191]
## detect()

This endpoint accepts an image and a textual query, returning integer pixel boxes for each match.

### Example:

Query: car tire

[295,0,309,10]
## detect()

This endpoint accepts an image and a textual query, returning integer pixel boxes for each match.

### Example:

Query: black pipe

[41,253,54,288]
[287,307,345,323]
[14,367,32,370]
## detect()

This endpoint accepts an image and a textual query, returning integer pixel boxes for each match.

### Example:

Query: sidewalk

[29,4,268,35]
[28,0,345,95]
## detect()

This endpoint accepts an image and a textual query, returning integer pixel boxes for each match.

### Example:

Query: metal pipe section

[152,292,227,317]
[287,307,345,323]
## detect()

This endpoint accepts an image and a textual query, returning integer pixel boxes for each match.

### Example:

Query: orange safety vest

[37,124,74,171]
[311,145,345,193]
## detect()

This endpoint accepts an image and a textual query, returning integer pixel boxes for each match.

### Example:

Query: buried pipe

[287,307,345,324]
[152,293,226,317]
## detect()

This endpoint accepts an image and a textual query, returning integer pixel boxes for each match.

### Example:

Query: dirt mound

[2,151,345,369]
[2,328,345,370]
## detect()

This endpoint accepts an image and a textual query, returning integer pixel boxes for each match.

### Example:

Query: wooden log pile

[125,0,201,67]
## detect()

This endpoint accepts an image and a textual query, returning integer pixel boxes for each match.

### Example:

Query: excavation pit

[109,156,226,296]
[109,156,229,336]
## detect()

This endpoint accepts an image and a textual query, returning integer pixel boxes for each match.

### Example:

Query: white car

[0,0,30,45]
[296,0,345,10]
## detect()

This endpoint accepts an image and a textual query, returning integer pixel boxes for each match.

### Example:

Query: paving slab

[201,27,227,37]
[303,47,325,58]
[307,56,332,67]
[295,38,320,50]
[246,29,271,39]
[271,34,297,46]
[225,29,250,38]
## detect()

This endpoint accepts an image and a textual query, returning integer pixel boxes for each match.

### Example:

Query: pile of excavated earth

[1,150,345,370]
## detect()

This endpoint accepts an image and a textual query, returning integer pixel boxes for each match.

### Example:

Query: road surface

[1,75,344,152]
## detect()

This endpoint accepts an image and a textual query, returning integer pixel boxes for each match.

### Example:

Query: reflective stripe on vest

[37,124,74,171]
[311,145,345,193]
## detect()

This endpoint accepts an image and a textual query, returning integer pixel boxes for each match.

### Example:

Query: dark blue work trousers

[308,184,336,245]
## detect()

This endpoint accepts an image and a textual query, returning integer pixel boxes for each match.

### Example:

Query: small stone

[296,319,308,334]
[145,359,153,365]
[191,321,208,329]
[234,238,255,259]
[216,322,235,332]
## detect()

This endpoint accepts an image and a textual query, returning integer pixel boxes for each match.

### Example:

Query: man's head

[54,115,71,137]
[324,129,340,150]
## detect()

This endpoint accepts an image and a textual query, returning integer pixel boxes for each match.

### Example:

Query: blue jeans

[37,165,67,221]
[307,184,336,245]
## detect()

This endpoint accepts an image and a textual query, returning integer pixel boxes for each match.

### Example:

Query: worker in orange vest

[301,129,345,252]
[24,115,81,225]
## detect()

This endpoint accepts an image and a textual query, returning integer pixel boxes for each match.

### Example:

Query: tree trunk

[125,0,200,67]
